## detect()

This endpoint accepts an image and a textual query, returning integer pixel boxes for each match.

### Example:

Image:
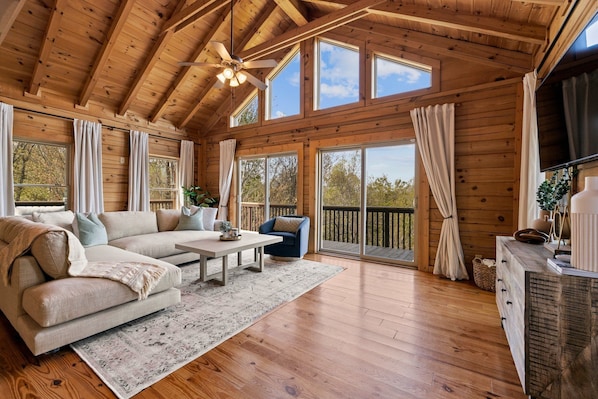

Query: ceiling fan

[178,2,277,90]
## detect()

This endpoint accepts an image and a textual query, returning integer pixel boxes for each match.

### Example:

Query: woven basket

[473,255,496,292]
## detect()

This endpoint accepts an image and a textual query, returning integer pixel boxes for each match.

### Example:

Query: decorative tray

[220,234,242,241]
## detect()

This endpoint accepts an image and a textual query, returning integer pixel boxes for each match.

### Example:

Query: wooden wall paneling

[102,128,129,211]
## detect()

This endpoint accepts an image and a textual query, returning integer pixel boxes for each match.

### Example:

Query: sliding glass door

[319,143,416,264]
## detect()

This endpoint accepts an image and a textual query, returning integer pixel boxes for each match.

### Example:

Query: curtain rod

[13,105,186,143]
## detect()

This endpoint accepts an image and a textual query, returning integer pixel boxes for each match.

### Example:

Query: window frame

[365,44,440,106]
[230,90,259,128]
[12,139,70,209]
[264,45,302,122]
[312,36,365,113]
[148,155,179,210]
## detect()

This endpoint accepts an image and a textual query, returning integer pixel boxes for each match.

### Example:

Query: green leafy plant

[219,220,232,233]
[181,185,219,208]
[536,168,576,211]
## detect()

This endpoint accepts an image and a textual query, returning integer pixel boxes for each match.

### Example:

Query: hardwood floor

[0,255,526,399]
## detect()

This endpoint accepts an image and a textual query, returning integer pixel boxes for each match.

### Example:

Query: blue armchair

[259,215,310,259]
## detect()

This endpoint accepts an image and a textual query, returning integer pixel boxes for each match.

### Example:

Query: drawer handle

[501,317,506,321]
[501,288,507,292]
[501,260,507,263]
[506,300,512,305]
[497,278,503,282]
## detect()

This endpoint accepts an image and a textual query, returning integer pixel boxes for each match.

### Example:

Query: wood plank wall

[201,30,522,273]
[11,108,196,212]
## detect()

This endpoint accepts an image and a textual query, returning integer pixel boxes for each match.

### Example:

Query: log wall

[11,107,196,212]
[201,31,523,273]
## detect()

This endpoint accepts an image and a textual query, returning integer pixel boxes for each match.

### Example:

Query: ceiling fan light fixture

[237,71,247,84]
[216,73,226,84]
[223,67,234,79]
[229,75,240,87]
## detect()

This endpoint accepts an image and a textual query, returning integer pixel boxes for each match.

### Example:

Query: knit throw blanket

[0,221,166,299]
[0,223,86,286]
[70,261,167,300]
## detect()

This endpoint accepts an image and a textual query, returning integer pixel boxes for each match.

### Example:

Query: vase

[531,210,553,234]
[571,176,598,272]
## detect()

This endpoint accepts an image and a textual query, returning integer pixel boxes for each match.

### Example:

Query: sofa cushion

[22,252,180,328]
[156,209,180,232]
[99,211,158,241]
[73,213,108,247]
[32,210,74,232]
[175,207,204,231]
[273,216,303,233]
[107,230,219,259]
[30,229,87,279]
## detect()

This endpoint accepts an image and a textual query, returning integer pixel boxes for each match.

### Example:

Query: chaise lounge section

[0,207,222,355]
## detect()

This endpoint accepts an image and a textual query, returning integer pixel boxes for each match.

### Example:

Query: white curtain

[410,103,468,280]
[178,140,194,208]
[562,68,598,161]
[73,119,104,213]
[218,139,236,220]
[0,103,15,217]
[128,130,149,211]
[519,71,543,229]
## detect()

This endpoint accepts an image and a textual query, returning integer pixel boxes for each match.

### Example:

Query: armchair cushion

[273,216,303,233]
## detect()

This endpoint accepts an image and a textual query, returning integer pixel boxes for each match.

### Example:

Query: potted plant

[534,168,576,235]
[182,185,219,208]
[219,220,232,238]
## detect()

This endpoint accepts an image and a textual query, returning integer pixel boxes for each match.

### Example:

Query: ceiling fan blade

[243,59,278,69]
[178,62,222,67]
[242,71,267,90]
[213,79,225,89]
[210,41,232,62]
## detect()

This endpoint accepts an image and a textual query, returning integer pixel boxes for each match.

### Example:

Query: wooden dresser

[495,236,598,399]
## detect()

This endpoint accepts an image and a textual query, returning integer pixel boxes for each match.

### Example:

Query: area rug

[70,254,344,399]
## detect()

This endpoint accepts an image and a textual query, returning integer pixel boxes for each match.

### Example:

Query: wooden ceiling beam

[161,0,227,33]
[179,2,279,129]
[274,0,309,26]
[369,3,546,45]
[304,0,546,45]
[150,6,233,123]
[239,0,386,61]
[173,0,232,33]
[26,0,66,97]
[0,0,25,46]
[345,20,532,73]
[117,0,187,116]
[77,0,136,109]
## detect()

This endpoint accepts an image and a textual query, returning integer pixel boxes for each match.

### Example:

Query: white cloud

[319,41,359,99]
[377,58,423,84]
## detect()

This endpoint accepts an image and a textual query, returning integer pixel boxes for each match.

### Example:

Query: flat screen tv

[537,12,598,172]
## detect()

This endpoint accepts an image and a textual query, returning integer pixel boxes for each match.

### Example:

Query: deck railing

[149,199,176,211]
[240,203,414,251]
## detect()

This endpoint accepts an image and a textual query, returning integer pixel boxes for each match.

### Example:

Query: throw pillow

[156,209,180,231]
[30,229,87,279]
[175,206,204,231]
[273,216,304,233]
[74,213,108,247]
[191,205,218,231]
[32,210,75,232]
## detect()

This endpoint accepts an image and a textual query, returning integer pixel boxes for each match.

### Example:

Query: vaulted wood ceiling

[0,0,581,134]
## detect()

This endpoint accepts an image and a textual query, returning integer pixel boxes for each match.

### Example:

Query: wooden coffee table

[175,232,283,285]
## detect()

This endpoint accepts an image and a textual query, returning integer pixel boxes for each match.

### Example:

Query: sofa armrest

[0,255,47,324]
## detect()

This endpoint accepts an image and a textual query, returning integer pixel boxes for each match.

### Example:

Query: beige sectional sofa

[0,207,221,355]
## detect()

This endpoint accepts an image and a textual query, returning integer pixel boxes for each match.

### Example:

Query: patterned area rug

[71,254,344,399]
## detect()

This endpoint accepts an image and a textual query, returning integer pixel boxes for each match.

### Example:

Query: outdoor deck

[321,240,414,262]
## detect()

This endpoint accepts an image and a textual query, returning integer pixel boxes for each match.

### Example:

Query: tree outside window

[149,156,178,210]
[12,140,68,206]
